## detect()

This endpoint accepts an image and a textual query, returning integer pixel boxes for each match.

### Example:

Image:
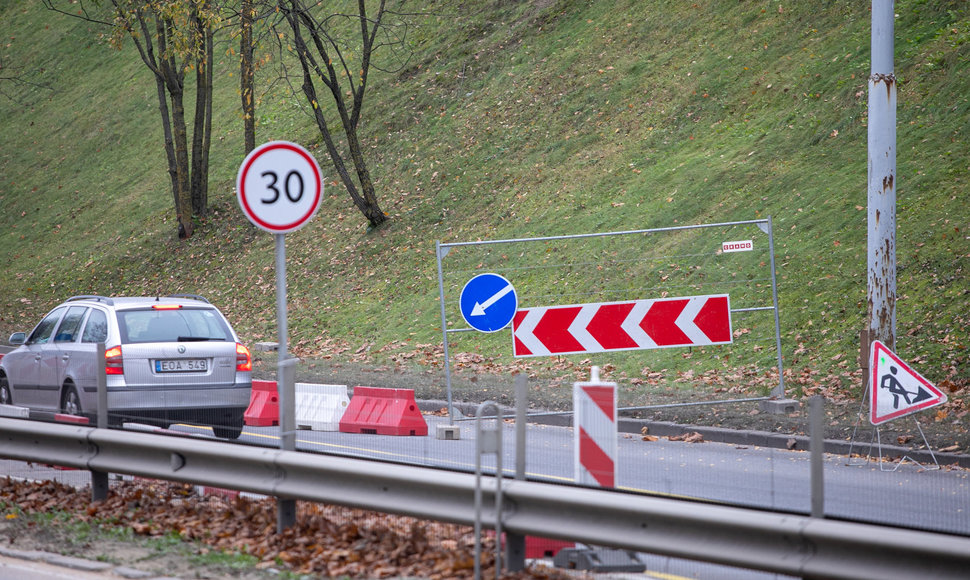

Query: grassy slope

[0,1,967,406]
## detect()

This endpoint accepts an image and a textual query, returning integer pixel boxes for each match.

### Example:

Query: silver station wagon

[0,295,252,439]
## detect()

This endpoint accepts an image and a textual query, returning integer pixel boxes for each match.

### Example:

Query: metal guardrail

[2,417,970,579]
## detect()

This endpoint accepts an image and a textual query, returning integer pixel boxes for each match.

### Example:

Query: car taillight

[236,343,252,372]
[105,346,124,375]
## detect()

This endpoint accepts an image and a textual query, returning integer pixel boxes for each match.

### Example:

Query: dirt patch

[0,510,280,580]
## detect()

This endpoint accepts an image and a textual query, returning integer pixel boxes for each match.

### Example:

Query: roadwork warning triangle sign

[870,340,947,426]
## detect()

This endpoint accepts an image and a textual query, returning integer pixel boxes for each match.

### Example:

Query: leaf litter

[0,477,575,579]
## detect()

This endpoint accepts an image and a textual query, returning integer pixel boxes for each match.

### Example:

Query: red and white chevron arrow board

[512,294,732,357]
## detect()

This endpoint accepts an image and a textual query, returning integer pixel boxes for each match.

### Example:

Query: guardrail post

[474,401,502,580]
[91,342,109,502]
[810,395,825,518]
[505,374,527,571]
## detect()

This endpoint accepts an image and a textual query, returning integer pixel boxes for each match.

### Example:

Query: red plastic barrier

[339,386,428,436]
[244,380,279,426]
[54,413,90,425]
[28,410,90,425]
[197,486,241,500]
[499,535,574,559]
[525,536,575,559]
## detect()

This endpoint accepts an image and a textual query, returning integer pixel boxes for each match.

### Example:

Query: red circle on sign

[236,141,323,233]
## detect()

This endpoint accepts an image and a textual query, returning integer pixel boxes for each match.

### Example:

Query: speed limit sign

[236,141,323,233]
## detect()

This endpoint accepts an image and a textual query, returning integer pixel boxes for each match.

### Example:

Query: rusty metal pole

[867,0,897,349]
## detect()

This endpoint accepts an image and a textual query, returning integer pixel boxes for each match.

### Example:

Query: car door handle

[34,355,42,361]
[62,355,71,361]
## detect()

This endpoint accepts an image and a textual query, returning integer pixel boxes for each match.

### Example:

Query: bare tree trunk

[281,0,388,228]
[241,0,256,155]
[169,93,194,238]
[153,71,183,235]
[202,26,212,209]
[50,0,214,240]
[289,30,376,224]
[155,14,193,239]
[191,4,212,217]
[345,131,385,226]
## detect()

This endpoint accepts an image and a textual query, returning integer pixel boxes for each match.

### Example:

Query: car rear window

[117,308,232,344]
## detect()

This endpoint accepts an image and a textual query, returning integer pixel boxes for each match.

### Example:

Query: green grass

[1,0,968,407]
[2,504,271,576]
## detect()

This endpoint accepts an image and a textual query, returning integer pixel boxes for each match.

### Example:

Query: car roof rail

[165,293,210,304]
[66,295,114,306]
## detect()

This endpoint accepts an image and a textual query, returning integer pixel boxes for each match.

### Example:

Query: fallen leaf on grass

[940,379,959,393]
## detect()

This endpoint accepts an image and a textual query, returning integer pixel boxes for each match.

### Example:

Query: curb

[0,546,180,579]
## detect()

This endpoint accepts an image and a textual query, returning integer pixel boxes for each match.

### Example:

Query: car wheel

[212,414,244,440]
[61,384,82,416]
[0,373,11,406]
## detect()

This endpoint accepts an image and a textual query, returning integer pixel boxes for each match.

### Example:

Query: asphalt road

[3,340,966,536]
[214,415,970,536]
[2,396,966,537]
[6,408,966,580]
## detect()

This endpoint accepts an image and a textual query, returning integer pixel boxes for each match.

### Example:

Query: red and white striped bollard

[573,366,617,487]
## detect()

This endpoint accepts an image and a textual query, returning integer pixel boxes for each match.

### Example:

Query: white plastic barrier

[0,404,30,419]
[295,383,350,431]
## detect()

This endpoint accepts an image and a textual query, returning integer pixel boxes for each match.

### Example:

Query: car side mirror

[8,332,26,346]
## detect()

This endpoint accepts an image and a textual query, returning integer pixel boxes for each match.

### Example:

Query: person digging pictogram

[880,365,933,410]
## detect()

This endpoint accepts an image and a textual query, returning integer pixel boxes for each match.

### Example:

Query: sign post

[237,140,323,530]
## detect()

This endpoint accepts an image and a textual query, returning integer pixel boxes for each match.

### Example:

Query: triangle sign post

[869,340,947,426]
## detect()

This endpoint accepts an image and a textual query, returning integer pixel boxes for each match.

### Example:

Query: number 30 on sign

[236,141,323,234]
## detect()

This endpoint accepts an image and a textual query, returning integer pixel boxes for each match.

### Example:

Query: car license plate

[155,359,207,373]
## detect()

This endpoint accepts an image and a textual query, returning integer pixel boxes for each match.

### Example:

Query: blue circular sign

[459,273,518,333]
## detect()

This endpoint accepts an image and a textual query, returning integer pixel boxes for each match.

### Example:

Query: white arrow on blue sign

[460,273,518,333]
